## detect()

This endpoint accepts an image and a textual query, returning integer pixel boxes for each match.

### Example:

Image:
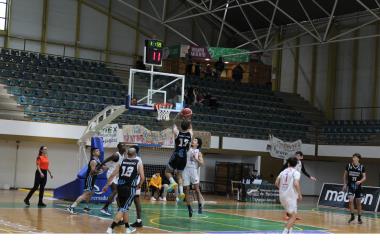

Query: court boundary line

[208,209,329,232]
[311,207,380,222]
[148,210,313,233]
[54,205,173,233]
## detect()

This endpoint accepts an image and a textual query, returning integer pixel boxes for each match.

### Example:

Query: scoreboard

[144,39,163,66]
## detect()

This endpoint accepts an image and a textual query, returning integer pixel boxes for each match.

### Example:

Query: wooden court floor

[0,190,379,234]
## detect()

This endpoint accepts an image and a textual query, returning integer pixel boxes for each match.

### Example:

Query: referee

[24,146,53,207]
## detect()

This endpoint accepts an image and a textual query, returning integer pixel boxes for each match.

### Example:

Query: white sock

[288,227,293,234]
[169,177,176,184]
[137,219,142,223]
[179,185,183,194]
[71,202,78,208]
[282,228,288,234]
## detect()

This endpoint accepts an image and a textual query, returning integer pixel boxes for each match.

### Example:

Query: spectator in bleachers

[232,64,243,83]
[204,64,213,79]
[194,62,201,78]
[214,57,225,80]
[149,172,162,201]
[186,87,196,106]
[185,49,193,76]
[195,88,205,105]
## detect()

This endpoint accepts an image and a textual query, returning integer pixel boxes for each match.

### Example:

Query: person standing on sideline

[343,153,366,224]
[275,157,302,234]
[24,146,53,207]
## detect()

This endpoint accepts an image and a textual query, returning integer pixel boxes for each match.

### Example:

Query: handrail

[333,106,380,120]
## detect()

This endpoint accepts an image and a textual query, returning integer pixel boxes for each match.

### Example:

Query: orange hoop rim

[154,103,173,110]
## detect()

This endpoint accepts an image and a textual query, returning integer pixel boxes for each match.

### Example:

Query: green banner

[167,45,181,58]
[208,47,249,62]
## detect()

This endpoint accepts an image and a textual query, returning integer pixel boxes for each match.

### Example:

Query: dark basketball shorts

[167,150,187,172]
[347,182,363,199]
[117,185,136,213]
[84,175,96,192]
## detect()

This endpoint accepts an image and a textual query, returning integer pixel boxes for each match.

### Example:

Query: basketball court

[0,190,378,234]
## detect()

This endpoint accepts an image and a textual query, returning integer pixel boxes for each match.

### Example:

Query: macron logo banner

[318,183,380,213]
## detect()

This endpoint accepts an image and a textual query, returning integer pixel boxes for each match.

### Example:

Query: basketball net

[154,103,173,121]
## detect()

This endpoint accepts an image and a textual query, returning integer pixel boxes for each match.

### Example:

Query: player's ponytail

[196,137,202,149]
[38,146,45,156]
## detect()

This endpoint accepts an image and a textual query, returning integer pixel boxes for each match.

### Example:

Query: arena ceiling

[107,0,380,53]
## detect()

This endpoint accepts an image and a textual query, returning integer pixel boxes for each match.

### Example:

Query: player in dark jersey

[279,151,317,181]
[67,148,104,214]
[130,145,144,228]
[103,147,145,234]
[343,153,366,224]
[165,117,193,200]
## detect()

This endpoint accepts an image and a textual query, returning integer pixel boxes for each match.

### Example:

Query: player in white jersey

[279,151,316,220]
[183,137,205,217]
[100,143,126,216]
[275,157,302,234]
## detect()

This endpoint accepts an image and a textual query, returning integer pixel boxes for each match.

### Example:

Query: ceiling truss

[114,0,380,57]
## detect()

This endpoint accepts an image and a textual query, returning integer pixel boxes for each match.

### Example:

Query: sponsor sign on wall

[318,183,380,212]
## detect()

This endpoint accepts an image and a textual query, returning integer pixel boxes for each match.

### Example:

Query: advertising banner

[318,183,380,212]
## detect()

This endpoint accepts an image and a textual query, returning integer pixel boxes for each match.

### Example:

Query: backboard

[127,68,185,113]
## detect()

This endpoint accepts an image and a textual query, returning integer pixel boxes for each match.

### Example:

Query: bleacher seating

[186,78,311,141]
[0,47,315,142]
[320,120,379,145]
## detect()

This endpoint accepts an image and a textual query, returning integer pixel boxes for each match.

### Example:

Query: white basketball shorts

[183,167,200,186]
[279,195,298,214]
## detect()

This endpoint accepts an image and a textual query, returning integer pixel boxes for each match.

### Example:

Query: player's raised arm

[101,153,118,165]
[173,123,179,137]
[99,153,119,170]
[189,122,193,137]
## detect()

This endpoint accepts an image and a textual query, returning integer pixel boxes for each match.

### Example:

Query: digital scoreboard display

[144,39,163,66]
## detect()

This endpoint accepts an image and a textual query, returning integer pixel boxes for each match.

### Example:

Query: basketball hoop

[154,103,173,121]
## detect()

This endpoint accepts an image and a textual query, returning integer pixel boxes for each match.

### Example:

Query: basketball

[181,108,193,118]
